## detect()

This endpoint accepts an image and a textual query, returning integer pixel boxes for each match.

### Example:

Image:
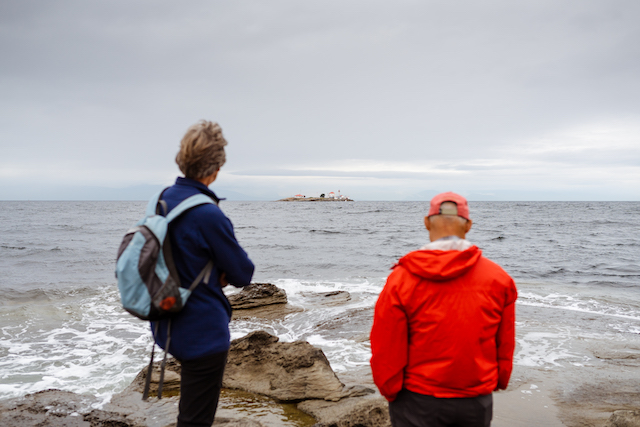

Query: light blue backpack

[116,190,216,321]
[115,189,217,400]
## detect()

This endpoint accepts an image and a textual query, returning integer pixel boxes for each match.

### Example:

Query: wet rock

[593,346,640,367]
[0,331,376,426]
[126,331,366,404]
[0,387,267,427]
[301,291,351,307]
[223,330,344,402]
[340,385,376,399]
[555,379,640,427]
[228,283,287,309]
[106,387,177,427]
[228,283,303,320]
[231,303,303,321]
[84,409,142,427]
[107,387,269,427]
[214,418,265,426]
[217,389,316,426]
[606,410,640,427]
[298,395,390,427]
[125,357,181,397]
[0,389,142,427]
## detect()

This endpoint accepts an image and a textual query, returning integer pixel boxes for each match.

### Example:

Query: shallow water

[0,200,638,405]
[217,389,316,427]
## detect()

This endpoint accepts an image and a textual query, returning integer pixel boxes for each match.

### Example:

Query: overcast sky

[1,0,639,200]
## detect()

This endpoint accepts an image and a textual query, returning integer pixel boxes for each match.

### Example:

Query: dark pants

[389,389,493,427]
[177,350,228,427]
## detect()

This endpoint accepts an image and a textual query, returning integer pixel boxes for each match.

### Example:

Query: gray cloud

[0,0,639,200]
[231,169,464,179]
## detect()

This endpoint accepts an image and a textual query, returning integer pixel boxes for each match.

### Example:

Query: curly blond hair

[175,120,228,180]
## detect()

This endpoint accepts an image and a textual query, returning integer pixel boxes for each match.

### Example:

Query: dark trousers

[389,389,493,427]
[177,350,228,427]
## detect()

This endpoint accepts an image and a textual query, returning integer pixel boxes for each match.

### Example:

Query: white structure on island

[324,191,350,200]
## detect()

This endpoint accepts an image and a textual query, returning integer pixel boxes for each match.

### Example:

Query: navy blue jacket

[151,177,254,360]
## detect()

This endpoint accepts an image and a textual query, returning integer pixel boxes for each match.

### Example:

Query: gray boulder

[229,283,302,320]
[126,331,371,404]
[228,283,287,309]
[223,330,345,402]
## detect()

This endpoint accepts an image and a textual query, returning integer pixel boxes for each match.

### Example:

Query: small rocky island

[277,197,353,202]
[278,191,353,202]
[278,192,353,202]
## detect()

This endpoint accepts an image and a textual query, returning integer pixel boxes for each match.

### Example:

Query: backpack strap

[165,194,216,223]
[157,192,217,294]
[142,319,174,401]
[188,260,214,292]
[157,319,171,399]
[142,322,160,401]
[145,188,169,217]
[147,186,218,219]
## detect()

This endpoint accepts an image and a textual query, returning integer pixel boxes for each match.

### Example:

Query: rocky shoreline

[1,283,639,427]
[0,331,388,427]
[0,284,387,427]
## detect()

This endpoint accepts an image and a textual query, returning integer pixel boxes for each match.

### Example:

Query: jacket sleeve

[370,269,409,402]
[200,207,254,288]
[495,280,517,390]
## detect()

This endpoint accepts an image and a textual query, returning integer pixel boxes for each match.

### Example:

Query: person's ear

[424,216,431,231]
[464,219,473,234]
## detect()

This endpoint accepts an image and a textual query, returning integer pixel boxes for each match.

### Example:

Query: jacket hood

[398,245,482,281]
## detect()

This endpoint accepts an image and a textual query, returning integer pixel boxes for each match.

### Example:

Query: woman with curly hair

[152,120,254,427]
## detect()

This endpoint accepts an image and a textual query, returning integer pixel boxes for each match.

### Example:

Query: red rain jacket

[370,245,517,401]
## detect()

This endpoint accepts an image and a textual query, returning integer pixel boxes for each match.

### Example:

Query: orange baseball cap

[428,192,470,220]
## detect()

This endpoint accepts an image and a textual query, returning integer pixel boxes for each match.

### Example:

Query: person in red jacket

[370,192,517,427]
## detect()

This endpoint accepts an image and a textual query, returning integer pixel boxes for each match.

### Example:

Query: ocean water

[0,200,639,406]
